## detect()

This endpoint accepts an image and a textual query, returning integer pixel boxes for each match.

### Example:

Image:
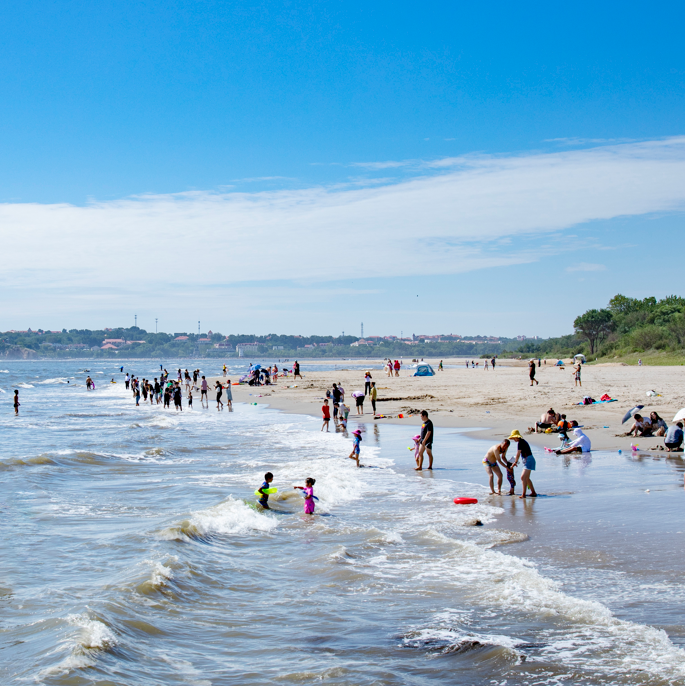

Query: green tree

[573,309,614,354]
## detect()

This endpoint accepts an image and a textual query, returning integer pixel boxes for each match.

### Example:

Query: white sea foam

[0,369,8,373]
[161,496,279,541]
[37,377,70,384]
[17,382,34,388]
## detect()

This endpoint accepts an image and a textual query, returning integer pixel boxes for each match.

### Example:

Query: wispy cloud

[566,262,608,272]
[2,137,685,321]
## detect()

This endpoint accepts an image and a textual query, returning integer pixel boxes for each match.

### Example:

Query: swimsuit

[303,487,315,514]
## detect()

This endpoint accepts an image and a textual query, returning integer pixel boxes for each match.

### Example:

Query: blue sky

[1,0,684,336]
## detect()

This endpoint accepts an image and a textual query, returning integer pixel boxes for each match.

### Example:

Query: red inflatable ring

[453,497,478,505]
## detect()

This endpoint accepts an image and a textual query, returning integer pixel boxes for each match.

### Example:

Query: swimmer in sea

[257,472,274,509]
[13,389,20,415]
[294,477,316,514]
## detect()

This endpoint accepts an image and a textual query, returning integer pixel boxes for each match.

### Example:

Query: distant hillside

[508,294,685,363]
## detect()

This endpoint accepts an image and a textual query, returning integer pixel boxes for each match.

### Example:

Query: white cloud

[1,136,685,316]
[566,262,607,272]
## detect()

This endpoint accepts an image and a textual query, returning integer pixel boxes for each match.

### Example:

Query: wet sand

[215,359,685,452]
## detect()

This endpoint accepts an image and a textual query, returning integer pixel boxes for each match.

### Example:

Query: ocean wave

[16,382,34,388]
[37,377,70,384]
[159,496,279,542]
[0,454,56,470]
[37,613,118,679]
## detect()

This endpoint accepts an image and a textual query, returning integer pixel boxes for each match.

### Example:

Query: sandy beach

[215,358,685,452]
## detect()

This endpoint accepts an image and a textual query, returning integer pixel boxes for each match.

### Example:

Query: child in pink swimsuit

[294,478,316,514]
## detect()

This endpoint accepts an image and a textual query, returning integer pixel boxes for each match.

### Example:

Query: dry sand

[209,358,685,452]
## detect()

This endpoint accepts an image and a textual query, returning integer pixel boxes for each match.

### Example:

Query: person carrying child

[294,478,317,514]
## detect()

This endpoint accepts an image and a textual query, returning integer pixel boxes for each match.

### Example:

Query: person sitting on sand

[627,413,652,437]
[665,422,684,452]
[508,430,537,498]
[482,439,510,495]
[649,412,667,437]
[536,408,560,433]
[556,427,591,454]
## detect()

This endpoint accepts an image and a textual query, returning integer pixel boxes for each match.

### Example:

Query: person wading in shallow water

[415,410,434,471]
[13,389,20,415]
[508,430,537,498]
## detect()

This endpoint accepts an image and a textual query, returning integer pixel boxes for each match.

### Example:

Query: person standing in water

[416,410,434,471]
[224,379,233,410]
[201,376,208,408]
[508,430,537,498]
[349,429,362,467]
[215,381,224,410]
[13,389,20,415]
[321,399,331,431]
[294,478,316,514]
[257,472,274,509]
[482,439,510,495]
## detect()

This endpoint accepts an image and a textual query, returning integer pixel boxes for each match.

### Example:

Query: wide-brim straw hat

[508,429,522,440]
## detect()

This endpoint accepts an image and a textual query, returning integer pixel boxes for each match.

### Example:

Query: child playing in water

[321,399,330,432]
[257,472,274,509]
[503,458,516,496]
[294,477,316,514]
[349,430,362,467]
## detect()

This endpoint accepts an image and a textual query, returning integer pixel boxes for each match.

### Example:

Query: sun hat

[353,429,362,436]
[508,429,522,440]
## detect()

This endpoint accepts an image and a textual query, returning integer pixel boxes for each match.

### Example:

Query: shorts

[522,455,536,471]
[665,441,683,449]
[356,397,364,407]
[201,390,207,395]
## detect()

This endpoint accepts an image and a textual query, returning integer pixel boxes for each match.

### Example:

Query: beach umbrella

[673,408,685,422]
[622,405,644,424]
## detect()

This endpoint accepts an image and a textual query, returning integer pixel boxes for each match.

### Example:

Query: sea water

[1,360,684,685]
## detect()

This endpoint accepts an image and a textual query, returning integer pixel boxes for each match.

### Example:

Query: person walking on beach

[508,430,537,498]
[201,376,208,408]
[349,429,362,467]
[574,361,582,387]
[438,360,443,371]
[415,410,434,471]
[294,478,317,514]
[528,360,538,386]
[370,382,377,415]
[364,372,372,395]
[293,361,301,379]
[484,359,489,370]
[13,389,20,415]
[321,399,331,431]
[394,359,401,376]
[483,440,509,495]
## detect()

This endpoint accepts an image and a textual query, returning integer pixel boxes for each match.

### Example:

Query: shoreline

[207,358,685,453]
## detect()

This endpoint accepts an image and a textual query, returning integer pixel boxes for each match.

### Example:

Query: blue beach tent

[414,364,435,377]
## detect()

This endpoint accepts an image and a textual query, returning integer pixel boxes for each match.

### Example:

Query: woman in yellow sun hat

[508,430,537,498]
